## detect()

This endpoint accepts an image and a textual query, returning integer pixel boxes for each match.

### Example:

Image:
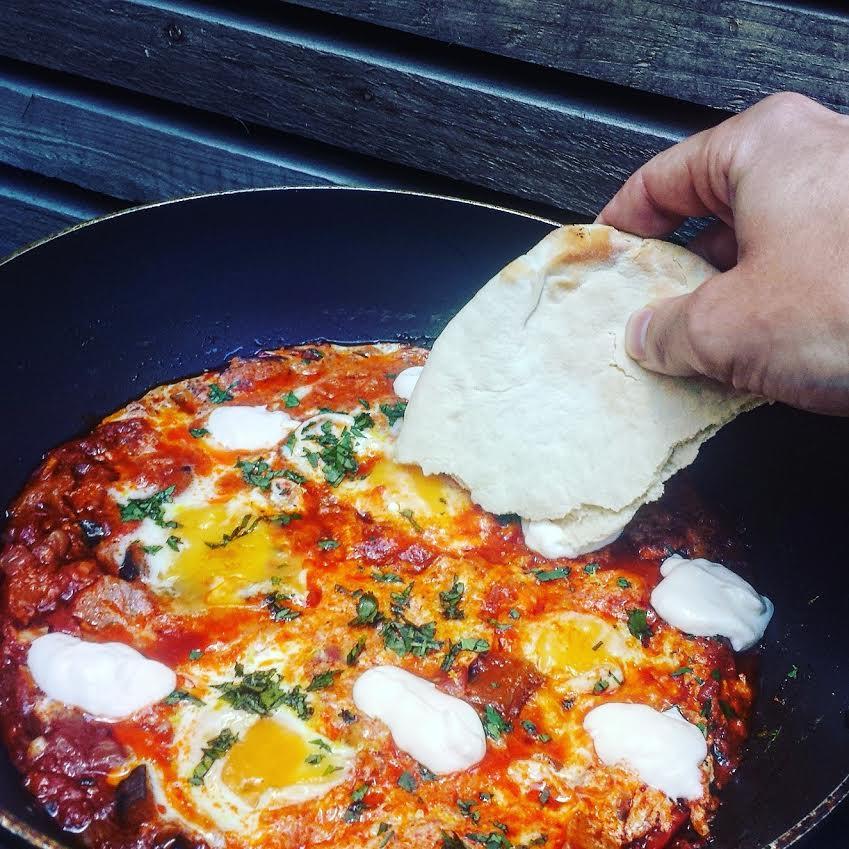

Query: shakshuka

[0,344,769,849]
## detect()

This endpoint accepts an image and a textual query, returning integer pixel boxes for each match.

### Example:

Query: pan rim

[0,185,845,849]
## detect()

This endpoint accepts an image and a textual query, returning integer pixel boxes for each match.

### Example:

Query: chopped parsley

[372,571,403,583]
[166,535,183,551]
[538,786,551,805]
[189,427,209,438]
[213,667,312,719]
[532,566,570,583]
[397,771,417,793]
[350,592,383,626]
[188,648,203,660]
[439,577,465,620]
[271,512,302,527]
[466,831,512,848]
[317,538,340,551]
[208,382,234,404]
[382,620,442,657]
[300,347,324,362]
[671,666,694,678]
[236,458,286,489]
[119,486,178,528]
[787,664,799,679]
[380,401,407,426]
[419,764,437,781]
[441,637,489,672]
[343,782,371,823]
[593,679,610,694]
[457,799,480,822]
[390,582,414,617]
[282,391,300,408]
[616,577,632,588]
[353,411,374,431]
[520,719,550,743]
[376,822,394,848]
[711,669,723,681]
[583,562,599,575]
[441,834,467,849]
[164,689,204,706]
[141,543,162,554]
[719,699,738,719]
[303,421,361,486]
[482,705,511,740]
[346,638,366,666]
[627,608,653,641]
[205,513,260,549]
[307,670,340,691]
[189,728,237,785]
[264,591,301,622]
[399,507,422,532]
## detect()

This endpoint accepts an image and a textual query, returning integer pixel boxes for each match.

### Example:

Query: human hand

[597,92,849,415]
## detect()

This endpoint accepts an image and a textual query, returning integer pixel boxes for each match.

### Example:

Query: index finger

[596,125,734,237]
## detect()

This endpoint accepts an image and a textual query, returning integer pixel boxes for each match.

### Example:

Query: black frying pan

[1,188,848,849]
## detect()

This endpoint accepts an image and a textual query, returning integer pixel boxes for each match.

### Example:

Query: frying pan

[0,187,847,849]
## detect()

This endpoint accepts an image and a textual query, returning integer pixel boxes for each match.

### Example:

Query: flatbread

[395,224,762,557]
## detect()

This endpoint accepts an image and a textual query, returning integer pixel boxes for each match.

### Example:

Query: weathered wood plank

[0,0,715,218]
[283,0,849,114]
[0,165,121,258]
[0,62,574,224]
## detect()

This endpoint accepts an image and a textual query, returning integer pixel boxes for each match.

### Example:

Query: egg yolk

[221,718,330,805]
[525,613,618,677]
[368,459,457,515]
[165,505,302,606]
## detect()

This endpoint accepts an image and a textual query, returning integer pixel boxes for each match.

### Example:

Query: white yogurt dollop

[353,665,485,774]
[584,703,708,800]
[206,405,297,451]
[392,367,424,401]
[27,632,176,720]
[521,518,624,559]
[650,555,774,651]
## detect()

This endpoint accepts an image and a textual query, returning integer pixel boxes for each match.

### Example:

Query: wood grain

[0,0,716,218]
[0,165,121,259]
[282,0,849,113]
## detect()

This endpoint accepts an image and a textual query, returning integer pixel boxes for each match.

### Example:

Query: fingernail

[626,308,653,360]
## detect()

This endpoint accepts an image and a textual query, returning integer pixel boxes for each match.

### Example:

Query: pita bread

[395,224,762,557]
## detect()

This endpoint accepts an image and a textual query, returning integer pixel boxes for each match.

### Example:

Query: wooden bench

[0,1,846,256]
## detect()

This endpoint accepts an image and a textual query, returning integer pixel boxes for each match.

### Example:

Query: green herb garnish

[264,591,301,622]
[189,427,209,438]
[397,771,417,793]
[482,705,511,740]
[189,728,237,785]
[119,486,177,528]
[382,620,442,657]
[532,566,570,583]
[350,592,383,626]
[380,401,407,426]
[283,391,300,408]
[206,513,261,549]
[441,637,489,672]
[164,689,204,706]
[439,577,465,620]
[214,667,312,719]
[346,638,366,666]
[208,382,234,404]
[627,608,653,640]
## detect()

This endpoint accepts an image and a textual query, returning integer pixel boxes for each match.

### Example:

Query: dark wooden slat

[0,166,121,258]
[283,0,849,114]
[0,0,713,218]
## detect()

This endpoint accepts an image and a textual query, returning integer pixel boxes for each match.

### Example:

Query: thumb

[624,271,744,381]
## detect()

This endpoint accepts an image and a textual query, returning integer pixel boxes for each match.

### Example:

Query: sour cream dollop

[521,518,624,559]
[206,405,297,451]
[650,555,774,651]
[392,366,424,401]
[27,632,176,720]
[353,665,485,774]
[584,703,708,800]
